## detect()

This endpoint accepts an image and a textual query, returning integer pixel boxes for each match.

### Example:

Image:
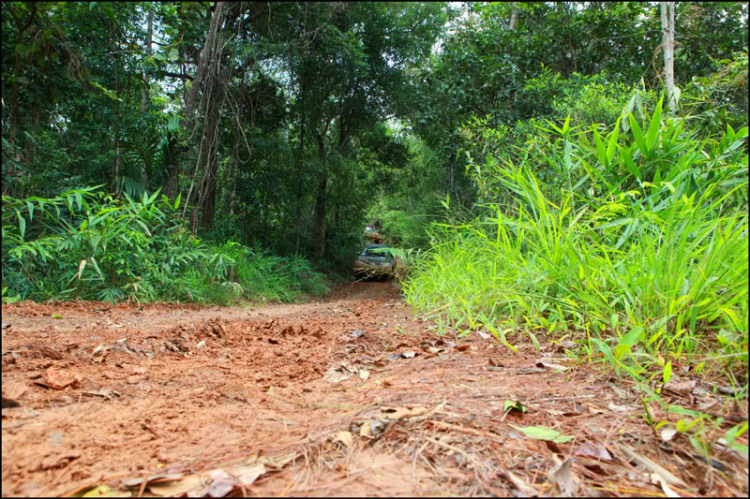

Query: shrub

[2,188,328,304]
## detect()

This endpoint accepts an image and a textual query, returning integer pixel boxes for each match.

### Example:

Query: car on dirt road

[353,244,396,279]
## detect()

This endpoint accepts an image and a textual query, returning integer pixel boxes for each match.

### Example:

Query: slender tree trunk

[661,2,677,115]
[112,55,121,192]
[507,2,518,120]
[509,2,518,31]
[228,133,239,217]
[9,38,23,162]
[312,133,328,260]
[137,7,154,190]
[31,107,40,160]
[449,160,454,195]
[8,4,36,149]
[199,100,222,230]
[162,4,186,197]
[140,6,153,116]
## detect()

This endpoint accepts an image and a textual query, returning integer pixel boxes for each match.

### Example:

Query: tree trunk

[199,100,222,230]
[112,55,121,192]
[197,12,228,231]
[507,2,518,120]
[4,4,37,195]
[661,2,676,115]
[509,2,518,31]
[227,134,239,217]
[169,1,225,208]
[138,7,154,190]
[183,1,225,128]
[312,133,328,260]
[140,6,153,116]
[161,4,186,198]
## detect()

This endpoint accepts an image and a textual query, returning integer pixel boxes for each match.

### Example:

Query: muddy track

[1,282,747,497]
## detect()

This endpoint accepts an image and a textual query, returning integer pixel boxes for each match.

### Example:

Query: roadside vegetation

[399,59,748,457]
[2,188,329,305]
[405,93,748,376]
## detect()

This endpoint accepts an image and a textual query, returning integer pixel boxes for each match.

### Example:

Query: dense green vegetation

[405,98,748,378]
[2,187,328,304]
[2,2,748,393]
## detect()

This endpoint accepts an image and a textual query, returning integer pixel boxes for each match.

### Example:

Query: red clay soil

[1,282,747,497]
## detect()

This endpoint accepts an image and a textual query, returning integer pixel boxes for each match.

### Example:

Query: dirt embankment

[2,282,747,497]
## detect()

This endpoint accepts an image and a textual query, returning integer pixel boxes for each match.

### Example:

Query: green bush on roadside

[405,94,749,379]
[2,188,328,305]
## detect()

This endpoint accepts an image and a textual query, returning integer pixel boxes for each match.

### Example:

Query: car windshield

[363,247,389,257]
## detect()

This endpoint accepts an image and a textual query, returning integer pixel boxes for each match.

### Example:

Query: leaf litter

[1,281,748,497]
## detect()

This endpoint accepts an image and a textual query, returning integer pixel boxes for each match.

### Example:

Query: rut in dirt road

[2,281,747,497]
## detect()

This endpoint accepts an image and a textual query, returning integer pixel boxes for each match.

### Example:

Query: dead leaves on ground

[322,362,370,383]
[352,405,435,439]
[549,458,579,497]
[66,454,296,498]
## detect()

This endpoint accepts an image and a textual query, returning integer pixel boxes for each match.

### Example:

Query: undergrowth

[404,94,748,458]
[2,188,329,305]
[405,94,748,385]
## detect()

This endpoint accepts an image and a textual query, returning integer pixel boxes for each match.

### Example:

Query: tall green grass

[2,188,329,305]
[405,96,748,377]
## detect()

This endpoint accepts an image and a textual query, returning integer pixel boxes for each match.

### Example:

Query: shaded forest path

[2,282,745,496]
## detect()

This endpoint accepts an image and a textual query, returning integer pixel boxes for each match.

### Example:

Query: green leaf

[724,422,748,446]
[628,112,649,157]
[620,146,641,179]
[646,95,663,151]
[591,338,615,364]
[15,209,26,240]
[619,327,644,347]
[527,330,540,351]
[593,127,607,166]
[689,435,711,457]
[607,115,622,164]
[510,425,574,443]
[504,400,526,413]
[663,360,672,384]
[689,306,697,334]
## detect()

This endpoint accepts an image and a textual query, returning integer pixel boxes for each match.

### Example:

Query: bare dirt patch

[2,282,747,496]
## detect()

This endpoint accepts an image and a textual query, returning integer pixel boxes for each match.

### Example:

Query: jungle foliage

[2,2,748,368]
[2,187,329,304]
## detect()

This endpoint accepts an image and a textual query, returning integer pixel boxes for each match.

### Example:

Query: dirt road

[1,282,747,496]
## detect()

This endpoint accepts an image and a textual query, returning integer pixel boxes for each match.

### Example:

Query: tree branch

[160,71,194,81]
